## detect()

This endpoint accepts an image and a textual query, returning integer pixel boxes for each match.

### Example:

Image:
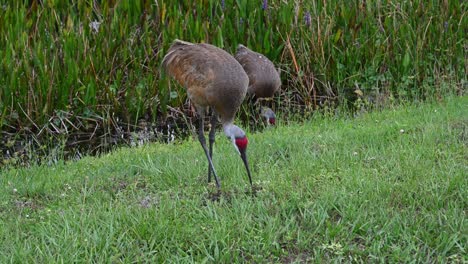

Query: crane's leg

[208,112,217,183]
[197,114,221,188]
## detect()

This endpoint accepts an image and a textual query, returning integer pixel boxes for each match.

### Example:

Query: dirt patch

[249,184,263,196]
[280,252,312,263]
[13,198,43,211]
[276,235,313,263]
[327,208,343,223]
[204,189,231,203]
[139,195,159,208]
[351,236,367,251]
[202,184,263,204]
[449,119,468,144]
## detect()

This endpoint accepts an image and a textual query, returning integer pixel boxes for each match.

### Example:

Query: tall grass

[0,0,466,131]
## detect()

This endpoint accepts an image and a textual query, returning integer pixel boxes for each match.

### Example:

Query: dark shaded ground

[0,101,282,167]
[0,108,192,167]
[0,91,373,167]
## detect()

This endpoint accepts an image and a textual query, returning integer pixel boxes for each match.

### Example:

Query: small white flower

[353,151,358,156]
[25,214,30,218]
[400,129,405,133]
[13,188,17,193]
[89,21,101,33]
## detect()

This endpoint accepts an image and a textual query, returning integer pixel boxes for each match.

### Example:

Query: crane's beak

[239,149,253,186]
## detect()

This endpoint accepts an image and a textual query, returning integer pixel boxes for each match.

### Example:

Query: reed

[0,0,465,131]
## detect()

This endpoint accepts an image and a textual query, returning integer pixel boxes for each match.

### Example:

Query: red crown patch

[235,137,248,150]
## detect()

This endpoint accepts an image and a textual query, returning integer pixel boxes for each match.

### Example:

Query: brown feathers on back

[235,44,281,98]
[162,40,249,123]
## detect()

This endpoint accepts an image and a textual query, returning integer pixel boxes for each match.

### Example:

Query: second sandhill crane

[162,39,252,189]
[235,44,281,125]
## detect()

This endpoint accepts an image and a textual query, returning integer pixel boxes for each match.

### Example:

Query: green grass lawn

[1,97,466,263]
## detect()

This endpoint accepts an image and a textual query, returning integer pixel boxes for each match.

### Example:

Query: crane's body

[235,44,281,125]
[162,40,252,188]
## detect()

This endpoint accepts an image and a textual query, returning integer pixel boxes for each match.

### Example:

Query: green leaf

[217,26,224,48]
[170,91,178,99]
[402,52,410,69]
[334,29,342,43]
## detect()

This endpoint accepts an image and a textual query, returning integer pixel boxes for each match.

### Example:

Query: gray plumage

[162,39,253,188]
[163,40,249,124]
[235,44,281,98]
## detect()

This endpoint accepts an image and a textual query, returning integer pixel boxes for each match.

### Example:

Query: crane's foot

[246,183,263,197]
[205,187,224,202]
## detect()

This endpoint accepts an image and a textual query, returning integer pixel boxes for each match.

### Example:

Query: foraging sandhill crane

[162,39,252,188]
[235,44,281,125]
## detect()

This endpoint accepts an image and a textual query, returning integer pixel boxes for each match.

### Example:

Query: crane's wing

[162,39,215,90]
[235,44,281,97]
[234,44,258,90]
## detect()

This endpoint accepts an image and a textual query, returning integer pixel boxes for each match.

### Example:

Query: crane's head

[223,124,253,186]
[261,107,276,125]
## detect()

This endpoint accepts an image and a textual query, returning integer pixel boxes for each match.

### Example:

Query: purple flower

[304,11,311,26]
[444,21,448,32]
[221,0,225,10]
[262,0,268,10]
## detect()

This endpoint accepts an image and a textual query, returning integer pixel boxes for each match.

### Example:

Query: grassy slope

[0,97,466,263]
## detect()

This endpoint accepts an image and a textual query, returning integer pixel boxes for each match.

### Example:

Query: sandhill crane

[162,39,252,189]
[235,44,281,125]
